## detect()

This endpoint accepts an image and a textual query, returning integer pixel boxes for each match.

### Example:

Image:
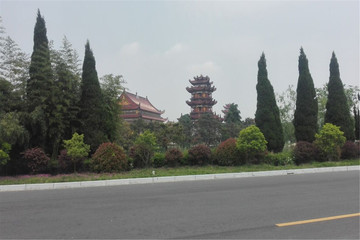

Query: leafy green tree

[177,114,193,148]
[222,103,242,141]
[315,123,346,161]
[63,132,90,172]
[294,48,318,142]
[26,10,55,152]
[325,52,354,140]
[276,85,296,143]
[223,103,241,124]
[132,130,158,168]
[255,53,284,152]
[100,74,126,142]
[78,40,107,151]
[193,113,222,146]
[236,125,267,164]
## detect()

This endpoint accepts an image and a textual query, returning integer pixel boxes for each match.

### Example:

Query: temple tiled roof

[120,91,164,114]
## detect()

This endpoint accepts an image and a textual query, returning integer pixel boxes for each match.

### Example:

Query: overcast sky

[1,0,359,121]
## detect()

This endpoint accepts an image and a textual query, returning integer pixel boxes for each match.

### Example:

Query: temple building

[119,91,167,123]
[186,75,218,120]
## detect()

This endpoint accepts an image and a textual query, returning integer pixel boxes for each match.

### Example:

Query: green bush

[63,133,90,172]
[315,123,346,161]
[22,147,50,174]
[236,125,267,164]
[180,150,189,166]
[152,152,166,168]
[131,130,158,168]
[293,141,321,165]
[91,142,127,173]
[0,142,11,166]
[188,144,211,166]
[341,141,358,159]
[264,151,294,166]
[165,148,183,167]
[215,138,243,166]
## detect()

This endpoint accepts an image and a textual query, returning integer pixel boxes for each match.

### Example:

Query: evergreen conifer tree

[255,53,284,152]
[324,52,354,140]
[78,40,107,151]
[26,10,54,150]
[294,48,318,142]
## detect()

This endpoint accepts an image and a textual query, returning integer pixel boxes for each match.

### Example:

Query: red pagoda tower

[186,75,217,120]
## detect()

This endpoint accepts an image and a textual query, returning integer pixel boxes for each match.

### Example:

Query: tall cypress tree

[255,53,284,152]
[325,52,354,140]
[26,9,53,149]
[78,40,107,151]
[294,48,318,142]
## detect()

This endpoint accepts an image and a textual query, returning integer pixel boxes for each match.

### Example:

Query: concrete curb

[0,165,359,192]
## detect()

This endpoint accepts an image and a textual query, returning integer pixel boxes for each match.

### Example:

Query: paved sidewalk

[0,165,359,192]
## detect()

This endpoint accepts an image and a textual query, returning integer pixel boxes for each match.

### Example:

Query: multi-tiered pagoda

[186,75,217,120]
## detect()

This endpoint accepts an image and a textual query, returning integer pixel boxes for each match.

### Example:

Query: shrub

[293,141,320,165]
[0,142,11,166]
[63,133,90,172]
[315,123,346,161]
[57,149,73,173]
[264,151,294,166]
[22,147,50,174]
[152,152,166,168]
[341,141,358,159]
[165,148,183,167]
[188,144,211,166]
[92,142,128,173]
[215,138,243,166]
[236,125,267,164]
[131,130,158,168]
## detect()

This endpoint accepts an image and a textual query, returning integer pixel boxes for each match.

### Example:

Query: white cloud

[165,43,185,55]
[120,42,140,56]
[187,61,221,76]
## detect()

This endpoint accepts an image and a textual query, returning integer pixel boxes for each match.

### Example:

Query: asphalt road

[1,171,359,239]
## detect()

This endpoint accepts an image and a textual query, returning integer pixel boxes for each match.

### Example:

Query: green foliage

[315,123,346,161]
[177,114,193,148]
[215,138,243,166]
[0,142,11,166]
[91,142,128,173]
[100,74,126,142]
[325,52,354,140]
[255,53,284,152]
[26,10,54,151]
[341,141,358,160]
[264,151,294,166]
[22,147,50,174]
[188,144,211,166]
[131,130,158,168]
[223,103,241,124]
[152,152,166,168]
[294,48,318,142]
[165,148,183,167]
[293,141,320,165]
[78,40,107,151]
[193,113,222,146]
[236,125,267,164]
[63,132,90,172]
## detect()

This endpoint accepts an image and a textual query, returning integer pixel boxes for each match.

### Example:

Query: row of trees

[0,10,358,175]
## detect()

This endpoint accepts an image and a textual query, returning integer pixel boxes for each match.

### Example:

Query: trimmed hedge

[293,141,320,165]
[341,141,358,159]
[22,147,50,174]
[215,138,242,166]
[165,148,183,167]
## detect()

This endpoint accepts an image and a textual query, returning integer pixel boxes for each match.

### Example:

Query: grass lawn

[0,158,358,185]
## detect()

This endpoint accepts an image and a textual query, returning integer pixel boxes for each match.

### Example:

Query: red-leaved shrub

[22,147,50,174]
[188,144,211,165]
[57,149,73,173]
[293,141,320,165]
[91,143,127,172]
[341,141,358,159]
[215,138,243,166]
[165,148,183,167]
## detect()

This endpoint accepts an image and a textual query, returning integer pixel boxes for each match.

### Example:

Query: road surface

[1,171,359,239]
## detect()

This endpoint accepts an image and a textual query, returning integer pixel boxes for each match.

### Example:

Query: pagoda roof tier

[186,86,216,93]
[188,75,212,85]
[186,99,217,106]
